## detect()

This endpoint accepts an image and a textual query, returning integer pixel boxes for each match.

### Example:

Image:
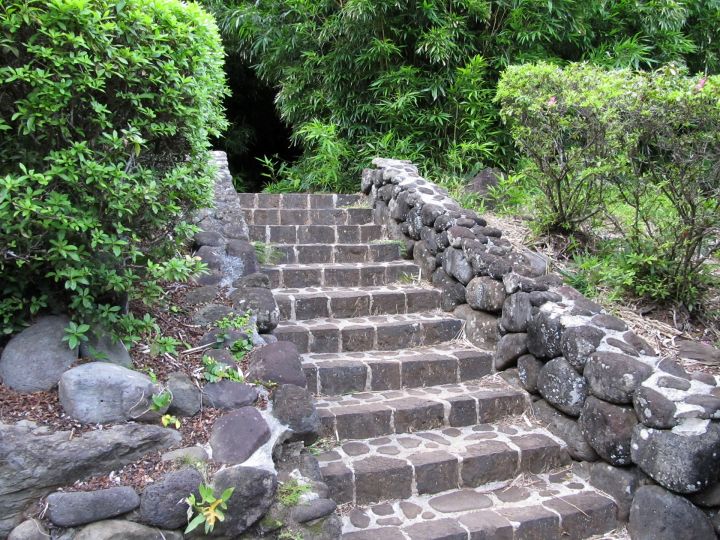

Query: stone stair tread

[319,420,571,506]
[316,377,529,440]
[248,224,383,244]
[261,260,420,288]
[302,345,493,394]
[340,470,619,540]
[264,261,417,270]
[265,242,402,265]
[275,285,441,321]
[274,312,463,354]
[239,192,363,209]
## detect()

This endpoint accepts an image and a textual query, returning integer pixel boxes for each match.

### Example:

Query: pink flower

[547,96,557,106]
[695,77,707,92]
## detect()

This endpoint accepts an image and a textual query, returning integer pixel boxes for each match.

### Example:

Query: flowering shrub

[497,63,720,306]
[0,0,228,335]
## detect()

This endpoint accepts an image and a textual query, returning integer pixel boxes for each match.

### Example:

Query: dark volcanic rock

[537,357,588,416]
[629,486,715,540]
[527,310,563,359]
[202,380,258,410]
[247,342,306,388]
[561,325,605,371]
[579,396,637,466]
[500,292,533,333]
[533,400,598,462]
[0,315,78,392]
[47,487,139,527]
[584,352,654,404]
[590,463,652,521]
[139,468,203,529]
[210,407,271,464]
[494,333,528,370]
[230,287,280,333]
[633,386,678,429]
[272,384,320,444]
[465,276,506,313]
[0,422,179,537]
[432,268,467,311]
[517,354,544,394]
[210,466,278,537]
[630,421,720,493]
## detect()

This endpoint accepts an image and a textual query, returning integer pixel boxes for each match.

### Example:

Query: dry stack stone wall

[364,158,720,536]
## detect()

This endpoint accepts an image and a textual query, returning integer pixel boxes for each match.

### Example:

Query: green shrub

[498,62,720,307]
[0,0,228,336]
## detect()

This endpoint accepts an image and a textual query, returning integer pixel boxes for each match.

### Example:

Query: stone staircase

[240,193,621,540]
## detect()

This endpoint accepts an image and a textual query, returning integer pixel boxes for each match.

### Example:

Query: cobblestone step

[274,313,463,354]
[302,346,492,394]
[242,207,373,226]
[267,243,402,265]
[319,420,570,505]
[262,261,420,288]
[239,192,363,209]
[315,378,528,440]
[341,470,619,540]
[276,285,441,321]
[248,224,384,244]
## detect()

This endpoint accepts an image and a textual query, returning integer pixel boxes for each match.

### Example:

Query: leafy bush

[498,62,720,307]
[207,0,720,191]
[0,0,228,335]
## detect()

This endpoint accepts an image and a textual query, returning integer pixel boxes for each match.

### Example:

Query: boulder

[7,519,47,540]
[690,482,720,508]
[47,487,139,527]
[431,268,466,311]
[579,396,637,466]
[210,466,278,536]
[166,372,201,417]
[58,363,157,424]
[584,351,654,404]
[517,354,544,394]
[493,333,528,370]
[527,310,563,359]
[291,498,338,523]
[73,519,183,540]
[453,305,499,348]
[209,407,271,465]
[183,285,219,306]
[247,342,306,388]
[192,303,234,326]
[628,486,715,540]
[500,292,533,333]
[533,400,598,462]
[537,357,588,416]
[272,384,320,444]
[442,247,474,285]
[161,446,208,464]
[633,386,678,429]
[79,329,132,368]
[202,380,258,410]
[630,421,720,493]
[560,325,605,371]
[413,240,439,279]
[226,239,260,276]
[139,468,203,529]
[0,315,77,392]
[0,422,179,537]
[465,276,506,313]
[230,287,280,333]
[589,463,652,521]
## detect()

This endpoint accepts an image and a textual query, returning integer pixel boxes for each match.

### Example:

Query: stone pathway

[241,193,622,540]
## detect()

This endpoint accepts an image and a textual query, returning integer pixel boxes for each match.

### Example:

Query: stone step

[248,224,384,244]
[315,378,528,441]
[302,346,493,394]
[341,470,619,540]
[242,207,373,226]
[238,192,363,209]
[273,313,463,354]
[262,261,421,289]
[266,243,403,265]
[319,421,570,505]
[276,285,441,321]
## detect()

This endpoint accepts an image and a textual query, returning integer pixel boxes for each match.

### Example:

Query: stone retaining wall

[363,158,720,530]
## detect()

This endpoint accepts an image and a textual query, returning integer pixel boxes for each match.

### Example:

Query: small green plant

[62,322,90,350]
[371,239,408,258]
[149,336,184,357]
[185,484,235,534]
[307,438,334,456]
[161,414,181,429]
[277,479,311,507]
[279,531,304,540]
[216,312,253,331]
[144,368,159,384]
[229,337,253,361]
[201,355,244,383]
[150,390,173,413]
[398,272,421,285]
[252,242,283,265]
